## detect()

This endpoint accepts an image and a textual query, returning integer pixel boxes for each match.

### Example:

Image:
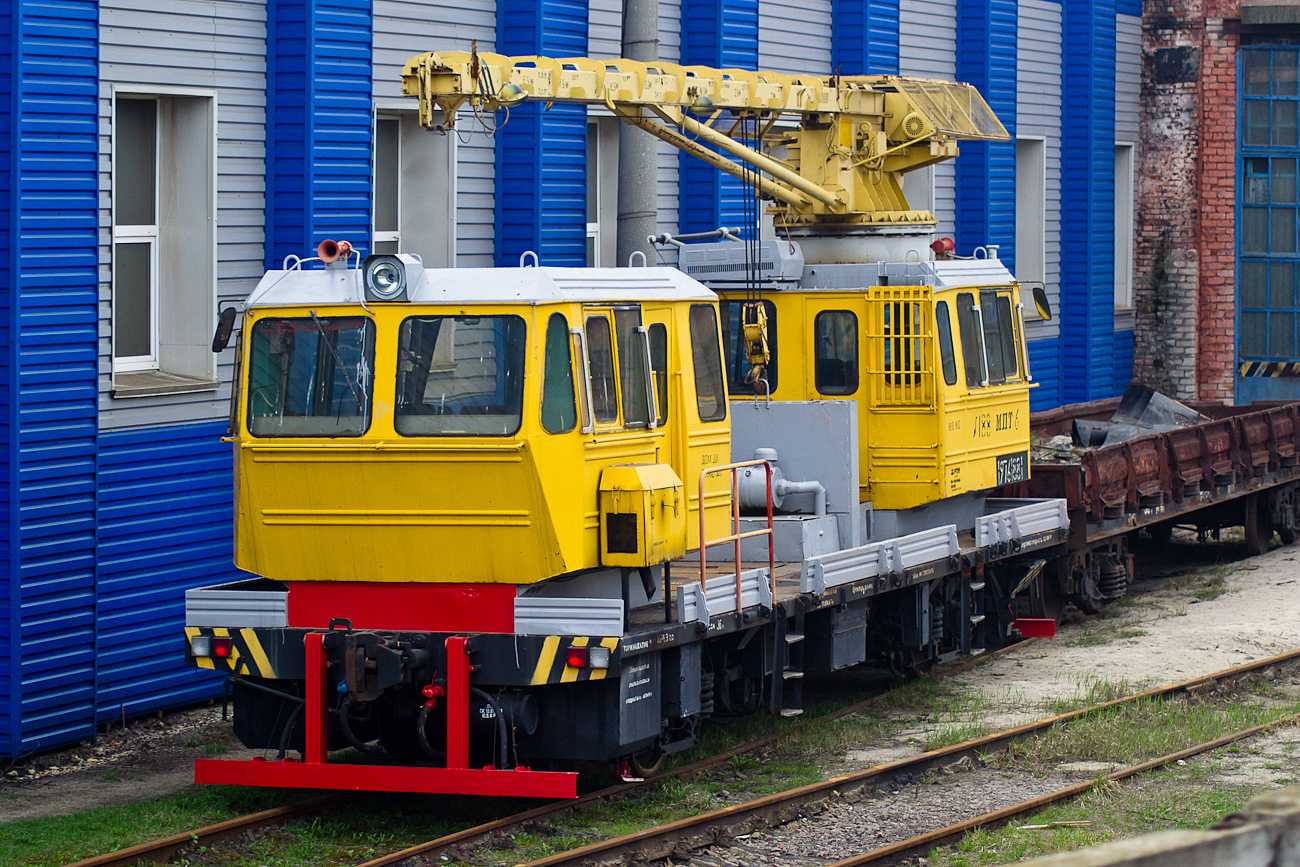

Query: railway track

[64,643,1023,867]
[507,649,1300,867]
[66,645,1300,867]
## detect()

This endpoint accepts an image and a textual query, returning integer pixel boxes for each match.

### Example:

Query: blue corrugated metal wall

[495,1,589,267]
[95,424,238,721]
[1060,0,1119,402]
[832,0,901,75]
[678,0,758,234]
[4,0,101,757]
[956,0,1017,262]
[265,0,374,266]
[1,0,13,759]
[1027,336,1063,410]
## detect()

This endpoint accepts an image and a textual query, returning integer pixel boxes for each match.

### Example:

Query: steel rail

[72,643,1009,867]
[62,794,343,867]
[830,712,1300,866]
[508,647,1300,867]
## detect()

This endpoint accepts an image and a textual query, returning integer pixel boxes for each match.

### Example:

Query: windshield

[246,316,374,437]
[395,315,527,436]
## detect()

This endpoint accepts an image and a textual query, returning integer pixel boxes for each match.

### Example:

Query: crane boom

[401,50,1010,230]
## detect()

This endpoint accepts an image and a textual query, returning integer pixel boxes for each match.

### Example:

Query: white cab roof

[244,264,717,310]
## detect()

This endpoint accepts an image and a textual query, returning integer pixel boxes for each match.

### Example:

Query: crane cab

[232,256,732,590]
[703,245,1035,513]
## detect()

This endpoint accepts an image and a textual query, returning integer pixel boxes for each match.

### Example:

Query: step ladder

[770,602,805,717]
[960,562,987,656]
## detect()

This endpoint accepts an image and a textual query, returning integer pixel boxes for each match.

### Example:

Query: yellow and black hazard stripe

[185,626,280,678]
[529,636,620,685]
[1238,361,1300,378]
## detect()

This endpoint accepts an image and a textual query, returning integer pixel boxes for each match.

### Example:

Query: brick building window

[1240,48,1300,361]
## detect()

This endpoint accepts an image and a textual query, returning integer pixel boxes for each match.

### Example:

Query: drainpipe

[616,0,659,267]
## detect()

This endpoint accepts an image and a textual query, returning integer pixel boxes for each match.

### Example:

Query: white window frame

[110,85,218,390]
[586,117,619,267]
[373,114,402,253]
[371,103,456,266]
[111,95,161,372]
[1114,142,1136,310]
[1015,136,1048,319]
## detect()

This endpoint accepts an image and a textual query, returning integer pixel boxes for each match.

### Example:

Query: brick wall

[1196,10,1238,402]
[1134,0,1238,403]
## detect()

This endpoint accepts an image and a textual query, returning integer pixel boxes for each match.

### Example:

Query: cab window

[614,308,649,427]
[689,304,727,422]
[720,300,777,394]
[649,323,669,424]
[247,316,374,437]
[541,313,577,433]
[935,301,958,386]
[815,310,858,395]
[585,315,619,423]
[956,292,986,387]
[981,293,1020,384]
[394,315,526,435]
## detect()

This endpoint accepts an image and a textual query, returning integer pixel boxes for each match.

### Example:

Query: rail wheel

[1146,522,1173,545]
[628,745,665,777]
[1244,493,1272,557]
[888,648,936,677]
[1027,560,1067,623]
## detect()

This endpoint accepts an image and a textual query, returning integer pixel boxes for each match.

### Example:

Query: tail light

[564,645,611,669]
[191,635,235,658]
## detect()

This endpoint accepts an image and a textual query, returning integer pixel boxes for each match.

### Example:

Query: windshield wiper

[309,311,368,416]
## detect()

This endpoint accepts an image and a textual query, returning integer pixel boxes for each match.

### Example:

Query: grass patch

[1047,676,1134,716]
[0,786,536,867]
[1191,572,1229,601]
[0,787,307,866]
[999,695,1300,770]
[925,776,1257,866]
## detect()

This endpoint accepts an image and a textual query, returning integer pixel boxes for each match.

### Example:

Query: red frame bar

[445,635,470,769]
[1012,618,1057,639]
[699,459,776,613]
[195,632,577,799]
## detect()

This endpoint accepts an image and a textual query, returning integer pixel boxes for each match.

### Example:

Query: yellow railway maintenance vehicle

[184,55,1071,799]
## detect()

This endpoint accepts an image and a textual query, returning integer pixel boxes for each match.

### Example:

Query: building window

[1015,137,1046,306]
[1241,49,1300,362]
[1114,143,1135,309]
[374,117,401,254]
[111,90,217,393]
[372,110,455,266]
[586,119,619,266]
[901,165,935,216]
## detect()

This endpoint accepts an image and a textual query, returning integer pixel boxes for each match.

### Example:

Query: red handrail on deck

[698,460,776,614]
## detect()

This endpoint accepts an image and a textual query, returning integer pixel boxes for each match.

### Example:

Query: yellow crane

[402,50,1009,230]
[402,49,1037,512]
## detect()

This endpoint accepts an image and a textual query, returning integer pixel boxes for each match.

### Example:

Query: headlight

[362,253,425,302]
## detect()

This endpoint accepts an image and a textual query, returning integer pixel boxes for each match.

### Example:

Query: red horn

[318,239,341,263]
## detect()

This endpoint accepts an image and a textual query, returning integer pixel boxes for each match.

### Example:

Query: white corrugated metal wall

[1018,0,1062,345]
[97,0,267,428]
[373,0,497,266]
[899,0,958,240]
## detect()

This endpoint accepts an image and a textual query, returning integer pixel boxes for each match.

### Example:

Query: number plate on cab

[996,451,1028,485]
